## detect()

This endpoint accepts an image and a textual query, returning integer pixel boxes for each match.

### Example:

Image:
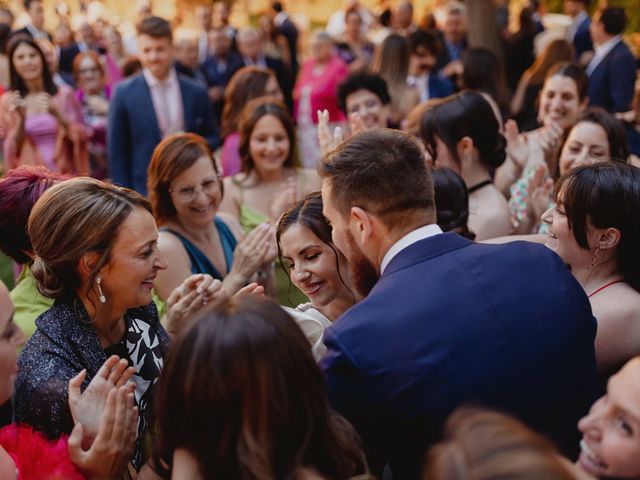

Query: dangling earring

[96,277,106,304]
[589,247,600,271]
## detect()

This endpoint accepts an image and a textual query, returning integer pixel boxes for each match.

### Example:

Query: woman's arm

[1,92,28,166]
[592,294,640,376]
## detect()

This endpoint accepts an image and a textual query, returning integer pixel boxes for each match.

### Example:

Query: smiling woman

[0,36,87,174]
[220,98,321,306]
[147,133,276,301]
[13,178,168,471]
[541,163,640,380]
[277,192,356,360]
[577,356,640,479]
[0,176,236,476]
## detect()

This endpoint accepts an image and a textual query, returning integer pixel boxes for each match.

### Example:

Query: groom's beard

[346,232,379,298]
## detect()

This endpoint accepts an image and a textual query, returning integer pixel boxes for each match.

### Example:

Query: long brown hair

[527,39,575,87]
[238,97,298,175]
[221,66,275,138]
[155,296,367,479]
[27,177,151,301]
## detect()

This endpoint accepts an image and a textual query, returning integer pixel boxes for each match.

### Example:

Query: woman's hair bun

[30,256,66,299]
[486,132,507,169]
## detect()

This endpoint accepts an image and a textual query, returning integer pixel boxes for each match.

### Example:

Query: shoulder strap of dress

[161,227,223,279]
[214,216,237,271]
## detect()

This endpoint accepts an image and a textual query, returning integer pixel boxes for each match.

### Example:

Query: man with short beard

[319,129,598,480]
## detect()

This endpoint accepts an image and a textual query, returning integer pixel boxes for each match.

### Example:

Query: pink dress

[220,132,241,177]
[0,86,88,174]
[293,55,349,125]
[293,55,349,166]
[23,113,58,171]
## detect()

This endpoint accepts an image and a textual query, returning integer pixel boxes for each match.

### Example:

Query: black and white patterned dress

[14,297,170,470]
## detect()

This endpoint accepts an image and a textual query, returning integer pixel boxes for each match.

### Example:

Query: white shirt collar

[242,55,267,68]
[573,10,589,25]
[143,67,177,88]
[274,11,288,26]
[587,35,622,75]
[594,34,621,53]
[380,224,443,275]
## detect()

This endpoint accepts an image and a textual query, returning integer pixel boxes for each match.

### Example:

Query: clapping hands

[67,355,138,479]
[164,274,228,335]
[232,223,277,282]
[317,109,343,156]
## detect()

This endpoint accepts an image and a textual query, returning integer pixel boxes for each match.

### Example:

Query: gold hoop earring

[589,247,600,271]
[97,277,107,304]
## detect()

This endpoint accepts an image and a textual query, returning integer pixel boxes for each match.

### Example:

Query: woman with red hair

[0,166,66,339]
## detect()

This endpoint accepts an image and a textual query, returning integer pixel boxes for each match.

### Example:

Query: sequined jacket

[12,297,170,469]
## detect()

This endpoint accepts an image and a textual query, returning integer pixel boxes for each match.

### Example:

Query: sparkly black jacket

[12,298,170,469]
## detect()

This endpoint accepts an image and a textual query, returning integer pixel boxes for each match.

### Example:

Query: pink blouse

[293,55,349,125]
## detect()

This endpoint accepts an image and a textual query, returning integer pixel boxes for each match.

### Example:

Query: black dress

[13,297,170,470]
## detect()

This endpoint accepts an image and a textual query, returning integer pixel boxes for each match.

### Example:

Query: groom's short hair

[318,129,435,231]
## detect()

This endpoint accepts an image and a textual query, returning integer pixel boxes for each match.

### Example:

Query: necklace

[467,179,493,194]
[587,279,623,298]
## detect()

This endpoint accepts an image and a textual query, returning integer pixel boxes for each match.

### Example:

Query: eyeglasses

[78,66,101,75]
[170,176,221,204]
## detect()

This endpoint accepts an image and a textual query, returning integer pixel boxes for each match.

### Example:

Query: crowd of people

[0,0,639,478]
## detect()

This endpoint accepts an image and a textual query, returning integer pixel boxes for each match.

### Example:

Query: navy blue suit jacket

[322,233,598,479]
[107,73,219,194]
[588,40,637,114]
[573,16,593,59]
[276,17,299,78]
[428,73,455,100]
[201,53,244,88]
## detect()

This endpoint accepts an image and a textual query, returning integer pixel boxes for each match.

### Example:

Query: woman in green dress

[220,97,321,305]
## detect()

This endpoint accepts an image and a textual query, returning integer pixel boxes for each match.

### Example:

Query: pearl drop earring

[96,277,107,304]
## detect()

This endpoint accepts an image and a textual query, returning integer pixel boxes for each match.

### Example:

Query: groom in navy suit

[319,129,598,480]
[108,16,219,194]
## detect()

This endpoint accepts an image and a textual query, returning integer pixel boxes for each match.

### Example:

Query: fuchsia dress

[293,55,349,166]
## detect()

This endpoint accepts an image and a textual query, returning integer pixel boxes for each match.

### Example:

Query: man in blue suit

[409,29,454,102]
[586,7,639,155]
[201,27,243,127]
[108,16,219,194]
[236,26,293,112]
[586,8,636,114]
[565,0,593,62]
[319,128,598,480]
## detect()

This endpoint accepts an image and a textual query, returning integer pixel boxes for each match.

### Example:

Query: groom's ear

[350,206,376,246]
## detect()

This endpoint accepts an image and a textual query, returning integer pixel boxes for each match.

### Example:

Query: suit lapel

[136,75,162,141]
[179,78,194,132]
